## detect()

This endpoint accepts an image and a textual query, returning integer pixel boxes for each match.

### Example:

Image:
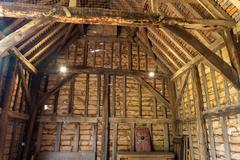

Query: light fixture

[90,49,104,53]
[60,66,67,73]
[149,71,155,78]
[44,105,49,110]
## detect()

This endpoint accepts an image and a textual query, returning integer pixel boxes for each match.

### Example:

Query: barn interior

[0,0,240,160]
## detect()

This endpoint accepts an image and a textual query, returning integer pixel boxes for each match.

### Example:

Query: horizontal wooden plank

[41,66,169,79]
[8,111,29,120]
[38,152,95,160]
[203,103,240,118]
[117,152,175,158]
[38,116,98,123]
[0,2,235,30]
[109,117,172,124]
[37,116,172,124]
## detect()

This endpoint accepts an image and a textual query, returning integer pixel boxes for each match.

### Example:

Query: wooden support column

[0,56,17,160]
[210,68,231,160]
[167,80,177,132]
[191,66,209,160]
[101,74,110,160]
[200,64,216,160]
[162,80,169,151]
[223,30,240,79]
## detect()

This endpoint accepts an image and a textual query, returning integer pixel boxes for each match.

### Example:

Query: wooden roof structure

[0,0,239,87]
[0,0,240,160]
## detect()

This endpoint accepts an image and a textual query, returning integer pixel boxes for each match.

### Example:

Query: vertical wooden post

[97,75,101,117]
[162,80,169,151]
[191,66,209,160]
[210,68,231,160]
[112,123,118,160]
[54,122,62,152]
[0,56,17,160]
[68,78,75,114]
[83,40,88,66]
[73,123,80,152]
[85,74,89,117]
[200,64,216,160]
[101,74,110,160]
[130,123,135,152]
[167,80,177,135]
[128,43,132,70]
[112,75,116,117]
[123,76,127,117]
[138,82,142,118]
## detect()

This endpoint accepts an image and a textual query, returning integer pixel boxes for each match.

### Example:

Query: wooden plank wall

[0,56,32,160]
[34,39,174,160]
[175,46,240,160]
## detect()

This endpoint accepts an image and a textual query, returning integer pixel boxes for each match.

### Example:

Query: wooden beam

[135,35,172,75]
[17,63,32,107]
[41,66,169,79]
[166,26,240,89]
[7,111,29,120]
[171,55,203,80]
[197,0,232,19]
[101,75,110,160]
[175,70,190,107]
[23,73,77,160]
[0,32,37,73]
[0,57,17,160]
[191,66,209,160]
[135,76,170,107]
[148,27,188,64]
[223,30,240,78]
[0,2,235,30]
[151,0,159,13]
[0,18,50,57]
[148,33,181,70]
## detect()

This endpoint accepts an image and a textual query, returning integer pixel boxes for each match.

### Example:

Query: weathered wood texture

[0,2,235,30]
[33,37,174,160]
[175,46,240,160]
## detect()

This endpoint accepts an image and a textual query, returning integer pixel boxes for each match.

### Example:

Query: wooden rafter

[166,3,211,47]
[148,33,181,69]
[0,32,37,73]
[135,76,170,107]
[18,22,56,51]
[197,0,232,19]
[24,24,65,57]
[148,27,188,64]
[171,55,203,80]
[223,30,240,78]
[135,36,172,74]
[29,27,68,63]
[166,26,240,89]
[158,28,193,60]
[0,2,235,30]
[0,18,50,57]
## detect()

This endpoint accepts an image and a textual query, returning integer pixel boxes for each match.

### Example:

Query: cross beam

[0,2,235,30]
